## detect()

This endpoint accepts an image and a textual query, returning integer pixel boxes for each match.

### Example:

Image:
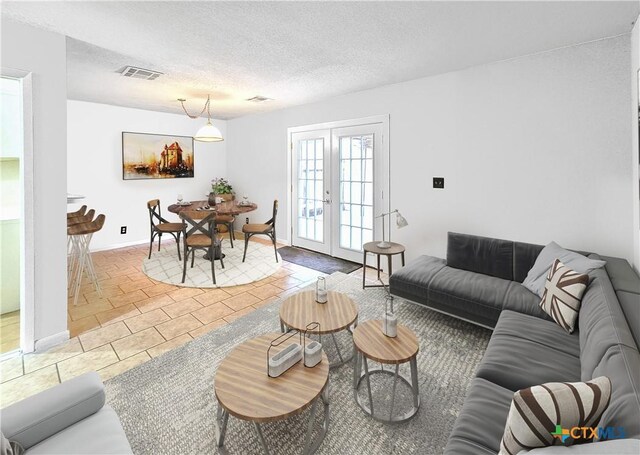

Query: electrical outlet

[245,217,249,224]
[433,177,444,189]
[120,226,127,234]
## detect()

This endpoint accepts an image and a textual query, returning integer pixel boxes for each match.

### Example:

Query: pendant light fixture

[178,95,223,142]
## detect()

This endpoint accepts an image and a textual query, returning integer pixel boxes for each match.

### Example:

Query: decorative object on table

[147,199,183,260]
[178,94,224,142]
[267,330,303,378]
[375,209,408,248]
[303,322,323,368]
[122,132,194,180]
[382,292,397,338]
[211,178,233,196]
[207,192,217,206]
[242,199,279,263]
[315,276,328,303]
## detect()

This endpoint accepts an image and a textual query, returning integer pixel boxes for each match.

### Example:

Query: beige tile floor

[0,311,20,354]
[0,237,386,408]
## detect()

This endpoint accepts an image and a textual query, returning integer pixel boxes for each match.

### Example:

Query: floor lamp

[376,209,408,248]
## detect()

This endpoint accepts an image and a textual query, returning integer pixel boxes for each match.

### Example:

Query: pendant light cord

[179,95,211,120]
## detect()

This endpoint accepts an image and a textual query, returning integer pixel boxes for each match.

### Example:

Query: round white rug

[142,241,282,288]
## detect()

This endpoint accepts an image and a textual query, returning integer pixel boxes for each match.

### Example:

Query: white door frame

[286,115,390,259]
[1,68,35,355]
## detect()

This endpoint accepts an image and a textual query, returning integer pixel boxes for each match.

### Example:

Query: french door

[291,118,388,262]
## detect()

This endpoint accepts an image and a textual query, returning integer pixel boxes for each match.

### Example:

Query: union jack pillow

[539,259,589,333]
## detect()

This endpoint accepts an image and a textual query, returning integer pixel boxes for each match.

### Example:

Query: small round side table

[352,320,420,423]
[215,333,330,454]
[362,242,405,288]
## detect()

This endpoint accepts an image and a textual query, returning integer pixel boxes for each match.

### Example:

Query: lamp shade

[194,121,223,142]
[396,212,408,228]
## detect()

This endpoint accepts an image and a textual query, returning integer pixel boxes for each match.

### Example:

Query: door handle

[323,199,331,204]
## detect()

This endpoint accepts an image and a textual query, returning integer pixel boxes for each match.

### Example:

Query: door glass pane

[338,134,374,251]
[297,138,324,242]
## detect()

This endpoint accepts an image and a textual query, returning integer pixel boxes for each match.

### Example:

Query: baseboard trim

[91,239,149,252]
[35,330,70,352]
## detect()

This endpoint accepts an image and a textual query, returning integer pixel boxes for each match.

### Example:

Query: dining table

[167,200,258,217]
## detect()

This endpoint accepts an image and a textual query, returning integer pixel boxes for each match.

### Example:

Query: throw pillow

[499,376,611,455]
[539,259,589,333]
[522,242,605,297]
[1,432,24,455]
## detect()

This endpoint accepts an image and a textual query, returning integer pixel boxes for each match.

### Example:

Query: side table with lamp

[362,209,408,289]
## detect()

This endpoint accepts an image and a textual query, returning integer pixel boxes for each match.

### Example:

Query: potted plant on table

[209,178,234,205]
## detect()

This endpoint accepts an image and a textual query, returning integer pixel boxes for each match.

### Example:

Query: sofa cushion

[446,232,514,280]
[389,255,446,303]
[616,291,640,348]
[476,314,581,391]
[503,282,553,321]
[539,259,589,334]
[498,377,611,454]
[444,378,513,455]
[601,255,640,294]
[591,344,640,439]
[513,241,544,283]
[522,242,606,297]
[25,406,132,455]
[492,311,580,358]
[428,266,509,326]
[578,268,637,380]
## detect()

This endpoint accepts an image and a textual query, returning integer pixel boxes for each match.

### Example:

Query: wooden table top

[280,290,358,334]
[353,320,419,364]
[167,200,257,216]
[214,332,329,422]
[363,241,405,255]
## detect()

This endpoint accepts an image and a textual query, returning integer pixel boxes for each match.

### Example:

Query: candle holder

[303,322,322,368]
[316,277,328,303]
[381,283,397,338]
[267,330,303,378]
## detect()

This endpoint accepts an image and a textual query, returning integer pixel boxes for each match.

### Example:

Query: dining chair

[179,210,223,284]
[216,215,235,248]
[242,200,278,263]
[147,199,183,260]
[68,214,106,306]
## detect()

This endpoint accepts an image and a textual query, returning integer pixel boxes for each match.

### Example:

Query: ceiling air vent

[246,95,272,103]
[120,66,163,80]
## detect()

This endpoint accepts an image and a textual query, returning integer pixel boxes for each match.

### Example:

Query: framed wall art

[122,132,194,180]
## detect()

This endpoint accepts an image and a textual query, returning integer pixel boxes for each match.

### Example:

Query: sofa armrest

[523,439,640,454]
[0,372,105,449]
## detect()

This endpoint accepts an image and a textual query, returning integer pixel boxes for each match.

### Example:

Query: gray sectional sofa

[1,372,132,454]
[389,232,640,454]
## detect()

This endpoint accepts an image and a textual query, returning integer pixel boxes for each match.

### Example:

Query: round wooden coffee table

[280,290,358,368]
[214,333,329,454]
[352,320,420,423]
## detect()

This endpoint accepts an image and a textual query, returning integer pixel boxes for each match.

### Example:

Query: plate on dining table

[176,201,192,206]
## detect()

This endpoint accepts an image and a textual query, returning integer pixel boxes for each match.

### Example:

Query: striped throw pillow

[539,259,589,333]
[499,377,611,455]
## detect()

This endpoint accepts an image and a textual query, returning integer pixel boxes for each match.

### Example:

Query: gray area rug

[105,273,491,454]
[277,246,362,275]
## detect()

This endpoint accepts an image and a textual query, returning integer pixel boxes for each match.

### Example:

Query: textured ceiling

[2,1,638,119]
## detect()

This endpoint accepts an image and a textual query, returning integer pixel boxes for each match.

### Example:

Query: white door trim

[286,115,390,259]
[1,68,35,354]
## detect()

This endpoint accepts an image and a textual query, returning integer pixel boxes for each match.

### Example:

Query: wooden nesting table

[214,333,329,454]
[362,241,406,288]
[279,290,358,368]
[352,320,420,423]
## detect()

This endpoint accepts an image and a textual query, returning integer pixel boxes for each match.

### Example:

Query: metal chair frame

[147,199,182,260]
[242,200,278,263]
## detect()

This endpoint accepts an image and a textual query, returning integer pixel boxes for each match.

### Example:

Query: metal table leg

[254,422,271,455]
[215,405,229,447]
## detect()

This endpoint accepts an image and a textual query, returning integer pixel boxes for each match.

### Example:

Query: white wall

[67,100,227,250]
[632,18,640,272]
[227,35,635,266]
[1,18,68,345]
